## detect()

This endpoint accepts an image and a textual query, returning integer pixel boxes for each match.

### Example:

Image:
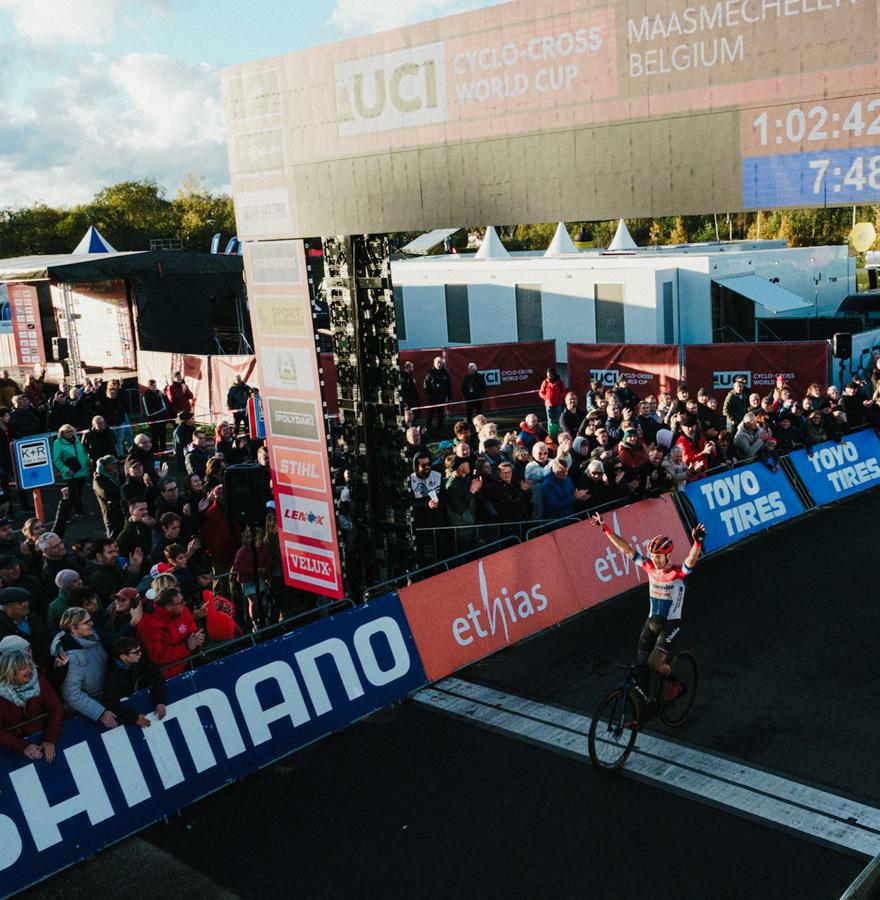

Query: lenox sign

[335,43,447,136]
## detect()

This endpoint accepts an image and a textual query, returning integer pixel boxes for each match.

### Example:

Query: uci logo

[480,368,501,387]
[335,43,448,136]
[713,371,752,389]
[590,369,619,386]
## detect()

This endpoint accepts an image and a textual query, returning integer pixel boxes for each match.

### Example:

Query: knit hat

[438,440,454,451]
[54,569,81,591]
[587,460,605,474]
[623,428,638,438]
[149,562,173,579]
[572,436,589,455]
[0,635,30,653]
[656,428,673,448]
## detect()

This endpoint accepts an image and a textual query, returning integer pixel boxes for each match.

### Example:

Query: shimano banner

[683,463,807,553]
[0,593,426,898]
[787,429,880,506]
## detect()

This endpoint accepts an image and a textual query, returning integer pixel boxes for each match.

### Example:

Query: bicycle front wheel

[659,651,700,727]
[588,688,640,772]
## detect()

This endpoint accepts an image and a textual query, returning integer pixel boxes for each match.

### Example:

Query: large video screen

[222,0,879,236]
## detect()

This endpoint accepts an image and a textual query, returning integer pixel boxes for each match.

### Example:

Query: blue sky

[0,0,507,208]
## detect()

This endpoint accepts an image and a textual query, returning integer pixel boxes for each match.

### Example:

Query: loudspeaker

[223,464,268,525]
[51,337,68,361]
[832,332,852,359]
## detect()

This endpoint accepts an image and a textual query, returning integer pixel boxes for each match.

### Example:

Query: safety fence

[2,427,879,895]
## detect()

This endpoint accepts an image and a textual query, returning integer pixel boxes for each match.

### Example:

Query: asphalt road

[19,487,880,900]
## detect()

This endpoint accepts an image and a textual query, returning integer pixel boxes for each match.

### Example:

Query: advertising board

[243,239,343,599]
[683,462,806,553]
[0,593,425,898]
[398,496,688,681]
[684,342,830,402]
[567,343,680,398]
[222,0,880,236]
[787,428,880,506]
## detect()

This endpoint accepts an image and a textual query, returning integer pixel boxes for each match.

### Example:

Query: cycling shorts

[637,615,681,664]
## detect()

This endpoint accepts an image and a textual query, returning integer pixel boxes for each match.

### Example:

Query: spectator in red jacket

[137,586,204,678]
[164,372,194,416]
[538,367,567,431]
[675,413,716,479]
[0,649,62,761]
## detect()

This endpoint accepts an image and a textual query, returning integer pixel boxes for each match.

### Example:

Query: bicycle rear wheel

[659,651,700,727]
[588,689,640,772]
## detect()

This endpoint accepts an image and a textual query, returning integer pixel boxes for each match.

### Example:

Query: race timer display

[742,96,880,207]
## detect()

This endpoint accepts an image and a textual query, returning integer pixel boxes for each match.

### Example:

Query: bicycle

[587,650,700,772]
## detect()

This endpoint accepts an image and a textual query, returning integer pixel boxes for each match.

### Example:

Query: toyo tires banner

[683,463,807,553]
[787,429,880,506]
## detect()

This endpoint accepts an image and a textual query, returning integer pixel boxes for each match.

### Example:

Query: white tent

[73,226,116,254]
[544,222,578,256]
[608,219,638,251]
[474,226,510,260]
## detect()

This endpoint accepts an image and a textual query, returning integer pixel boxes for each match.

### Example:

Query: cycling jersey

[632,550,692,620]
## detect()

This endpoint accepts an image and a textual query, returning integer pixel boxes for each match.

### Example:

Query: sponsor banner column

[684,342,829,403]
[7,283,45,366]
[566,344,680,398]
[683,463,806,553]
[243,239,344,598]
[787,429,880,506]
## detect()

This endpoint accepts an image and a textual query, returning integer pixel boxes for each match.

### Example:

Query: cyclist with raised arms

[592,513,707,690]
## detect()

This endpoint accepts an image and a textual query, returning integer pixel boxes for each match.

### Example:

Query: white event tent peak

[73,226,116,254]
[544,222,579,256]
[474,226,510,259]
[608,219,638,251]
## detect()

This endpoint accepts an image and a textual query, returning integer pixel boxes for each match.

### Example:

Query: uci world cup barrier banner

[787,428,880,506]
[0,593,426,898]
[683,462,807,554]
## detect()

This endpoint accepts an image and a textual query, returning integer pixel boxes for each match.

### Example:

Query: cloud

[0,51,229,208]
[0,0,122,45]
[328,0,504,35]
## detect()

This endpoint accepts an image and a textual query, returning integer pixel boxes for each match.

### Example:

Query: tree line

[0,176,237,258]
[3,178,876,261]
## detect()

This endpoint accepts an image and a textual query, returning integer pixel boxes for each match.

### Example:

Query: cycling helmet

[647,534,674,555]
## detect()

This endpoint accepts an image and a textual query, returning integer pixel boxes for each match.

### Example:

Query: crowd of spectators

[405,355,880,562]
[0,369,288,763]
